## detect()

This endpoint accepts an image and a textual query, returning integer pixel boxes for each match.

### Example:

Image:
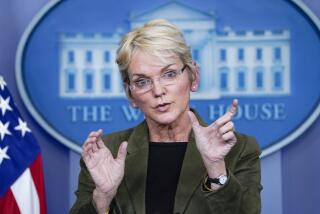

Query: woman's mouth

[155,103,170,112]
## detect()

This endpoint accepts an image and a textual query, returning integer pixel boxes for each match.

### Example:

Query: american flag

[0,76,46,214]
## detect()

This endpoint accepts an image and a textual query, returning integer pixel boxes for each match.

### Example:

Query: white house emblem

[16,0,320,156]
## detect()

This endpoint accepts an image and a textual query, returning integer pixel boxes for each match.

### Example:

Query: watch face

[219,175,228,185]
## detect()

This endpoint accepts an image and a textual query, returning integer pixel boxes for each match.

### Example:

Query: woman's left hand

[188,99,238,177]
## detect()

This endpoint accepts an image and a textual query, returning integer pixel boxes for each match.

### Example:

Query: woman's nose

[151,79,166,97]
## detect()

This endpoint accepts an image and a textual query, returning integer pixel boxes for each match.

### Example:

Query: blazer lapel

[174,111,207,213]
[124,121,149,214]
[122,110,207,214]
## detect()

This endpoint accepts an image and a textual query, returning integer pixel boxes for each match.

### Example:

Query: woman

[70,19,262,214]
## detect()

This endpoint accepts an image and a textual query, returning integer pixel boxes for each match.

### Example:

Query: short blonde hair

[116,19,193,83]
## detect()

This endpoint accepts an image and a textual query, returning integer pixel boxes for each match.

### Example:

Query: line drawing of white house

[59,1,290,99]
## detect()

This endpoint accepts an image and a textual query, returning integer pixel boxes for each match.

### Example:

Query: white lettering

[274,103,286,120]
[244,104,259,120]
[122,105,142,121]
[67,106,81,122]
[67,105,112,122]
[83,106,98,122]
[261,103,272,120]
[209,103,287,121]
[100,106,112,122]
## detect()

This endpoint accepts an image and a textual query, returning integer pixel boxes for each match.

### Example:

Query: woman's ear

[191,61,200,92]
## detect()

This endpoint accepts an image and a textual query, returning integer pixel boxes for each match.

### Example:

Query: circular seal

[16,0,320,156]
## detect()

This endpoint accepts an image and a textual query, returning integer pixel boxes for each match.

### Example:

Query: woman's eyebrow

[130,63,177,77]
[160,63,175,71]
[131,73,147,78]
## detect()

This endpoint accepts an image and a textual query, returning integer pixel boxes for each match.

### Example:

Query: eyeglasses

[128,65,187,94]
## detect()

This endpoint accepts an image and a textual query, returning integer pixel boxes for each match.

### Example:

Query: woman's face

[127,50,197,126]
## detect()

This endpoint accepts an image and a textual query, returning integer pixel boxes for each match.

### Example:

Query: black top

[146,142,188,214]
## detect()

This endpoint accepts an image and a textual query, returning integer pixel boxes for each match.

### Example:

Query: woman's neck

[146,111,192,142]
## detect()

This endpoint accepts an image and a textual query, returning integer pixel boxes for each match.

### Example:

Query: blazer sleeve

[69,158,98,214]
[202,135,262,214]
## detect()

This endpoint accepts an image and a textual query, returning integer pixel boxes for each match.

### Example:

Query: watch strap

[207,176,222,186]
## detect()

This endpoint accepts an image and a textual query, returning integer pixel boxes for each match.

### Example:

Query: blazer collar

[123,110,207,214]
[174,110,207,213]
[124,121,149,214]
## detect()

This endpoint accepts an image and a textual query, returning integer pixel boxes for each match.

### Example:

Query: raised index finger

[88,129,103,138]
[212,99,238,127]
[228,99,238,118]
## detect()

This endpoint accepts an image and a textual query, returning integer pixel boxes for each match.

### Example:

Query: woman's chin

[154,117,175,125]
[149,112,180,125]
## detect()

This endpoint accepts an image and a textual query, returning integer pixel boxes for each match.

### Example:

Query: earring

[132,103,137,108]
[191,85,198,92]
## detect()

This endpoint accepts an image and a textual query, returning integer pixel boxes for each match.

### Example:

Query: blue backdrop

[0,0,319,213]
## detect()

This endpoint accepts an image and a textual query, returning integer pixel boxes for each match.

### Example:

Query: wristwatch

[206,175,228,186]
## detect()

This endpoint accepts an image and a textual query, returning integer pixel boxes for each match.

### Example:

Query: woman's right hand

[82,129,128,196]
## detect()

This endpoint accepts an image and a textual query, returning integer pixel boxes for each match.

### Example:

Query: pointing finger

[228,99,238,118]
[212,100,238,127]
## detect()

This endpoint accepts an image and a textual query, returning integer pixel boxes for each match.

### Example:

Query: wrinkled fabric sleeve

[202,136,262,214]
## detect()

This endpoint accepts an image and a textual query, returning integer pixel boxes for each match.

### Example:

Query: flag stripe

[30,155,47,214]
[11,168,40,214]
[0,189,21,214]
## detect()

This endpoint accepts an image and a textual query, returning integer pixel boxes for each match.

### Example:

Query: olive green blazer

[70,114,262,214]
